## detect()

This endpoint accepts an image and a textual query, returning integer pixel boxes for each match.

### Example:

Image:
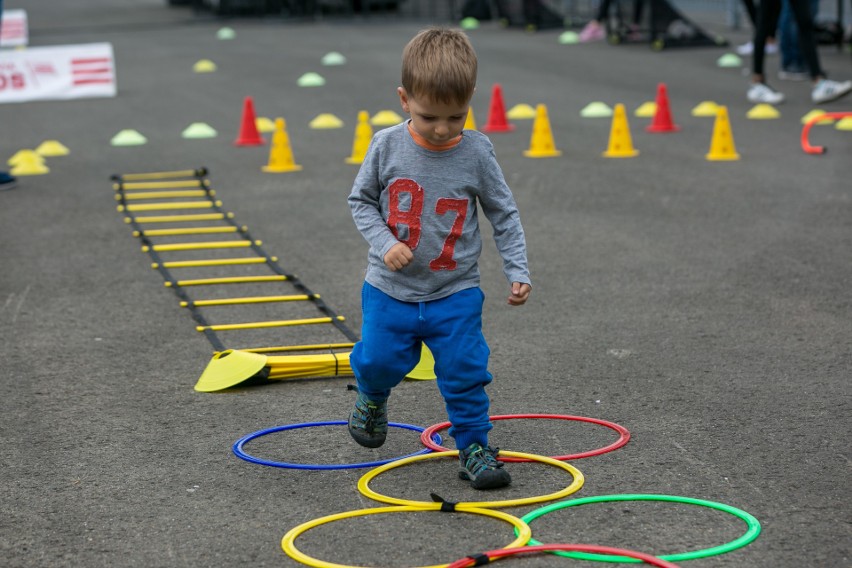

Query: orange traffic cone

[602,103,639,158]
[705,106,740,161]
[646,83,680,133]
[234,96,265,146]
[481,84,514,132]
[523,104,562,158]
[262,118,302,172]
[345,110,373,164]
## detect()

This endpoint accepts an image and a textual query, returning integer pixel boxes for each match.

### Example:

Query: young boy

[347,28,531,490]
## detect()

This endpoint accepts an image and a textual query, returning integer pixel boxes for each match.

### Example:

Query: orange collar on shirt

[407,121,462,151]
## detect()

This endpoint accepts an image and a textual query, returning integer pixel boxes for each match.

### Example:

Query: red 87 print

[387,178,469,272]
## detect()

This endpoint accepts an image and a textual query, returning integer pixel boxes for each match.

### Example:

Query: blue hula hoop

[232,420,442,470]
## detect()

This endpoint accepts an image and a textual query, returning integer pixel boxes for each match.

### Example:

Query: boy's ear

[397,87,410,113]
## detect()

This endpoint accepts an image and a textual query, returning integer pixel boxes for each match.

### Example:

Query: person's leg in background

[777,0,818,80]
[738,0,780,55]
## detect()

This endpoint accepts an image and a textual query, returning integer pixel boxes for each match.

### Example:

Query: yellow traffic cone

[345,110,373,164]
[262,118,302,173]
[464,106,477,130]
[523,104,562,158]
[602,103,639,158]
[706,106,740,161]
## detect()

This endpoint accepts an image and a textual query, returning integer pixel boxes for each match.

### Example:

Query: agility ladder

[112,167,358,392]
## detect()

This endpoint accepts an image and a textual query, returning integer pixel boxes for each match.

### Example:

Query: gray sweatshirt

[348,121,530,303]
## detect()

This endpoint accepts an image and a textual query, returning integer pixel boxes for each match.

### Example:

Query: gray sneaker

[348,390,388,448]
[458,443,511,490]
[812,79,852,104]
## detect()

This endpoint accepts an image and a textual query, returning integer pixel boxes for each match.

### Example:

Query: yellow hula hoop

[357,450,584,509]
[280,504,531,568]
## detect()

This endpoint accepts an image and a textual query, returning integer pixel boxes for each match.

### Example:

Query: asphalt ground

[1,1,850,567]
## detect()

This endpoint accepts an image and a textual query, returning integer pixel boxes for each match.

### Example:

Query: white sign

[0,9,28,47]
[0,42,116,104]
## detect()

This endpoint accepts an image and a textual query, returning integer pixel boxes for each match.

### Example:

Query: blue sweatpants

[350,282,493,450]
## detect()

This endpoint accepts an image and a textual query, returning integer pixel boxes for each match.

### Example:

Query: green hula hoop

[281,505,531,568]
[521,494,761,563]
[358,450,584,509]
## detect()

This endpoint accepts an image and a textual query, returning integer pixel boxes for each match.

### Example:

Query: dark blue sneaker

[0,172,17,191]
[348,391,388,448]
[459,443,511,490]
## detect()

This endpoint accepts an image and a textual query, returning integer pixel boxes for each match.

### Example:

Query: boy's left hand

[508,282,531,306]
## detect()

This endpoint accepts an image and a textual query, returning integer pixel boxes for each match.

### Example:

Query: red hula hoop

[419,413,630,462]
[446,544,679,568]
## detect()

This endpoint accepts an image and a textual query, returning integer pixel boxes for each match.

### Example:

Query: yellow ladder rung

[118,169,206,181]
[181,293,316,307]
[115,179,206,189]
[117,190,212,201]
[135,226,242,237]
[117,200,221,212]
[196,316,345,332]
[127,212,233,224]
[233,343,355,354]
[153,256,275,269]
[142,239,260,252]
[166,275,288,287]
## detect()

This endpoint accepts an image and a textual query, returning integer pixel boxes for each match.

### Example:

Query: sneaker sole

[814,88,852,104]
[348,420,387,448]
[459,469,512,490]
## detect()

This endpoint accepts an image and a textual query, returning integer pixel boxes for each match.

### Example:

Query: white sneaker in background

[736,40,778,55]
[811,79,852,103]
[736,41,754,55]
[747,82,785,104]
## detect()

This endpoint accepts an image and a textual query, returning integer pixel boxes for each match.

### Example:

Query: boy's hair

[401,28,477,106]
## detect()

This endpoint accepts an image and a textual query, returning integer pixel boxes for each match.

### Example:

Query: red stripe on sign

[71,57,111,65]
[72,67,111,75]
[72,78,114,85]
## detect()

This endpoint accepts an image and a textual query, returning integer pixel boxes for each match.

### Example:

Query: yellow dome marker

[800,109,834,125]
[193,59,217,73]
[7,149,45,167]
[11,153,49,176]
[35,140,70,156]
[634,101,657,117]
[506,103,537,119]
[691,101,720,117]
[308,113,344,129]
[370,110,403,126]
[194,350,268,392]
[746,103,780,119]
[255,116,276,133]
[835,116,852,130]
[405,344,436,380]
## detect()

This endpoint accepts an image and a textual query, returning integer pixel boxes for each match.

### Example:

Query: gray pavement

[1,1,850,567]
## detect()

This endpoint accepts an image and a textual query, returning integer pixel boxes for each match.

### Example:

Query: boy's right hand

[383,242,413,271]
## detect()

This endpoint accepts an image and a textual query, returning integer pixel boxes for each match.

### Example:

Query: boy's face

[398,88,469,146]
